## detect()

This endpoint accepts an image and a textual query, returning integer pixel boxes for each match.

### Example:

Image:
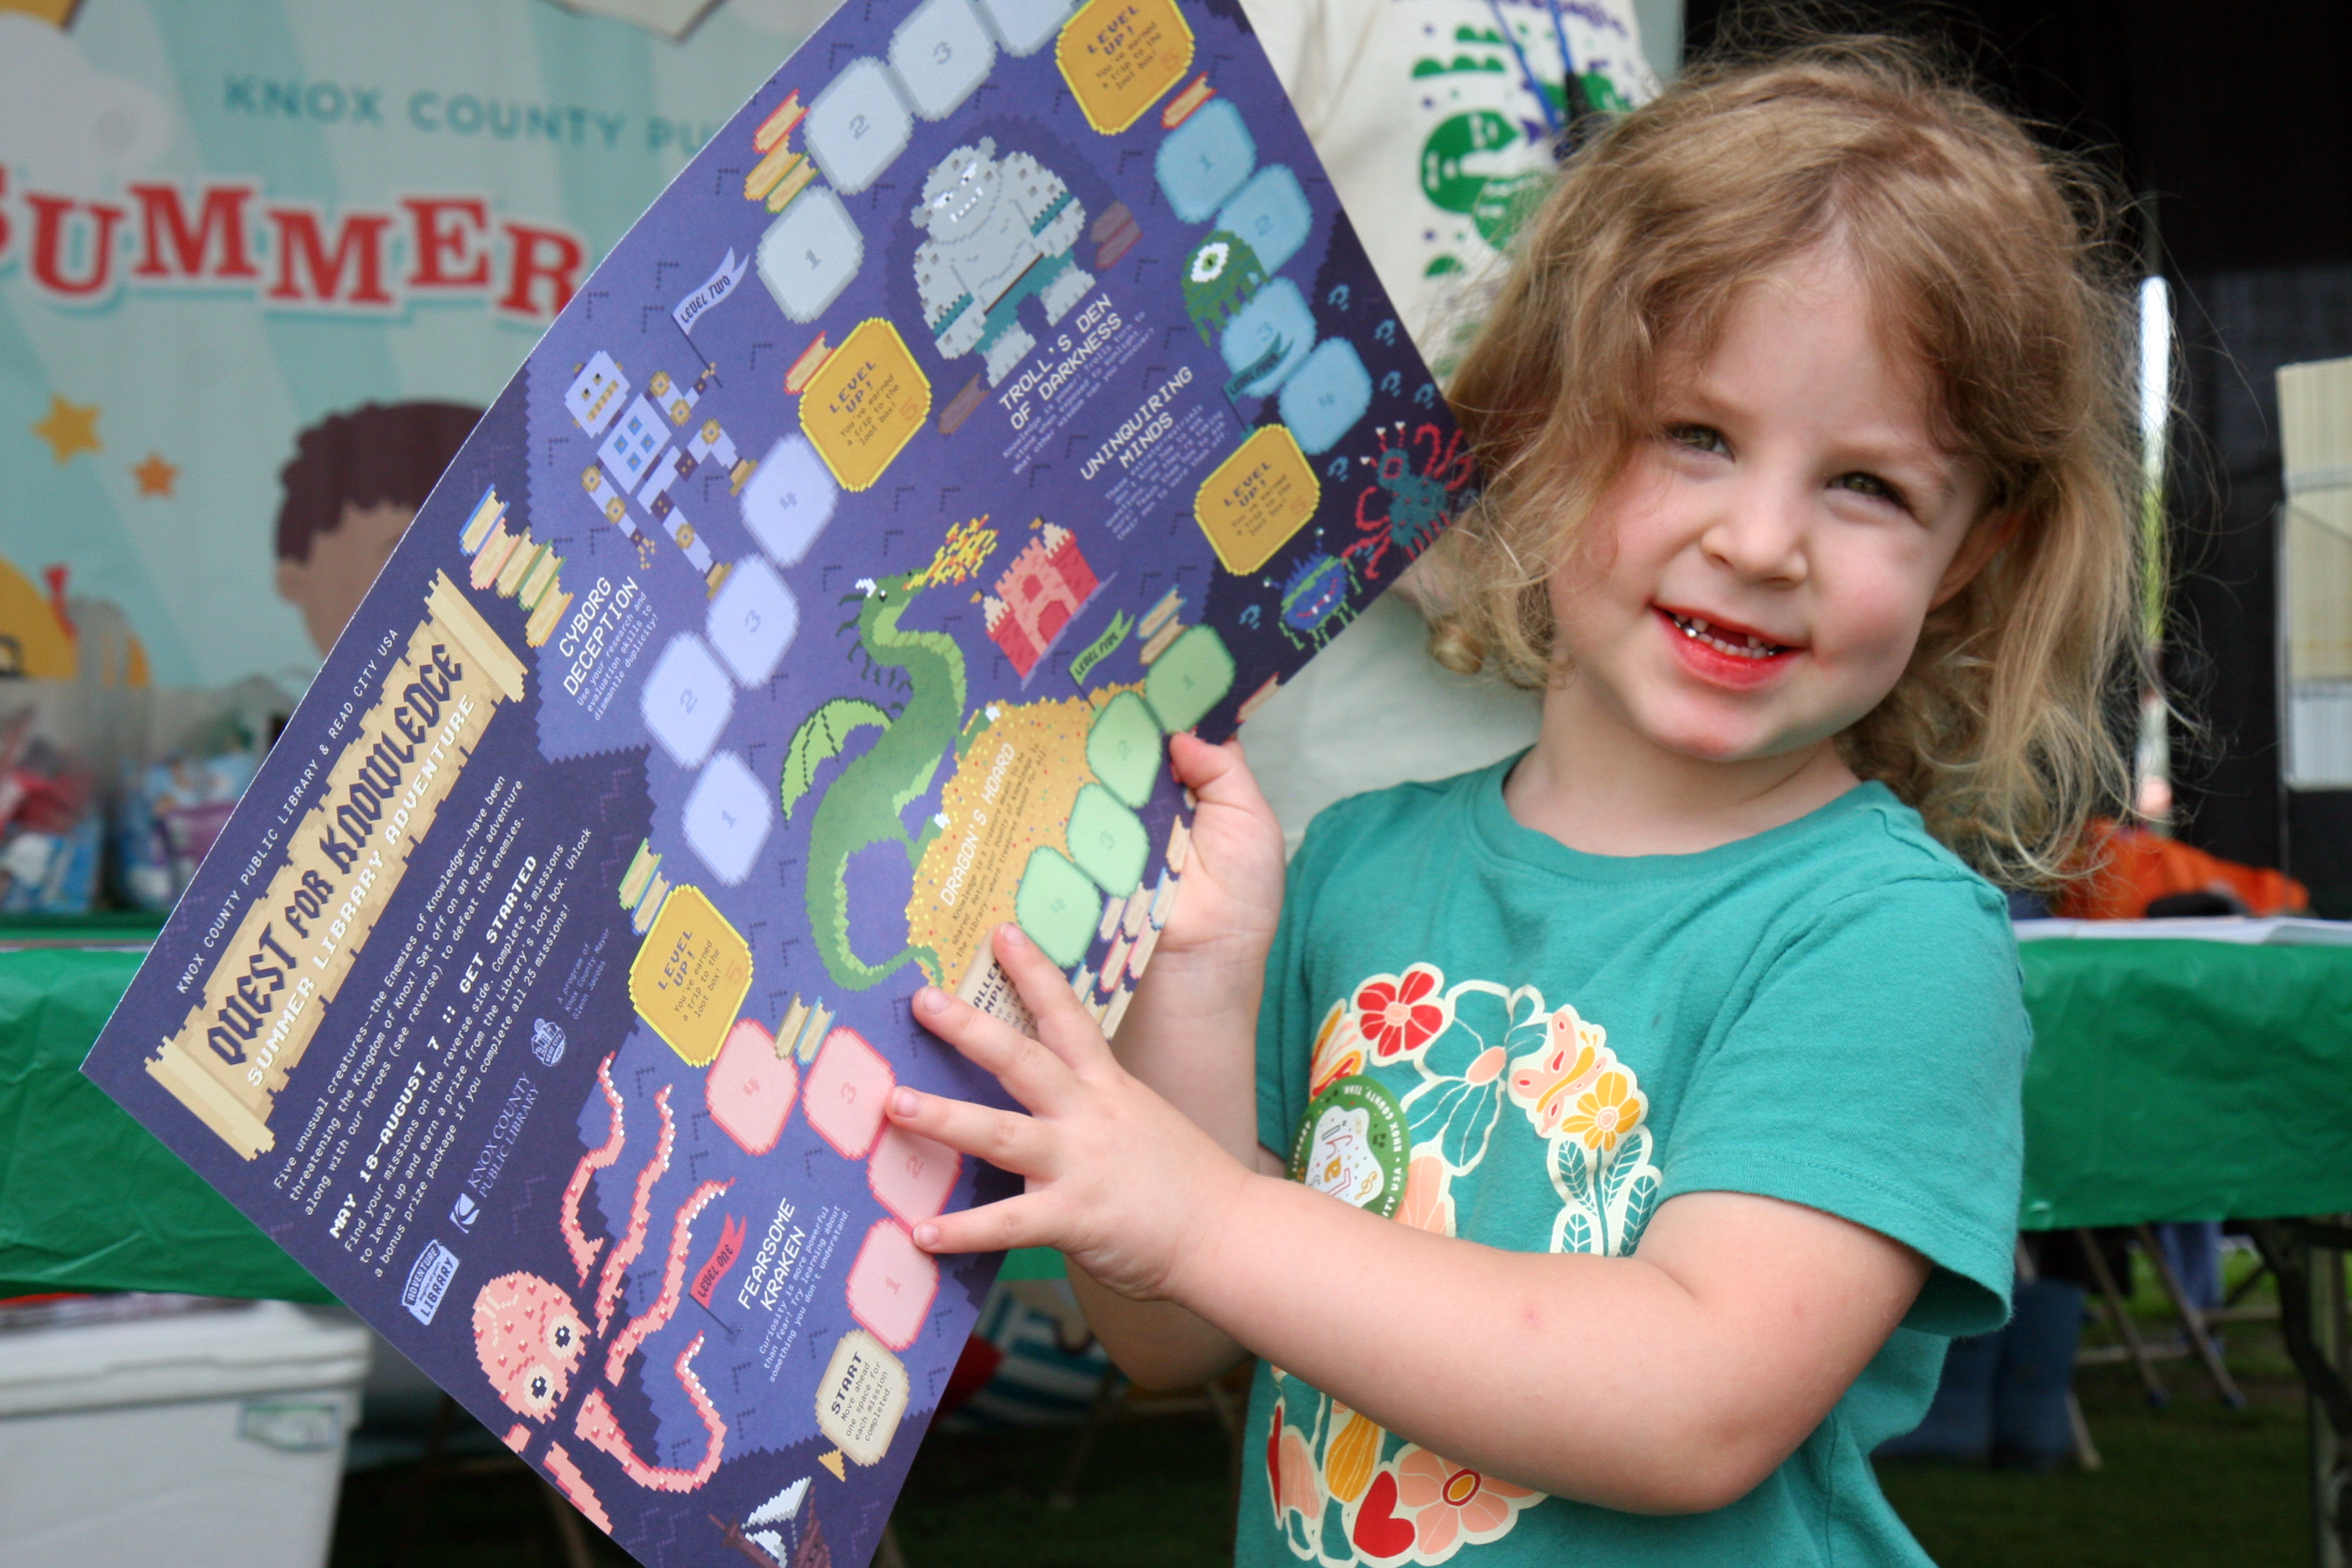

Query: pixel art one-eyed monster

[913,138,1093,387]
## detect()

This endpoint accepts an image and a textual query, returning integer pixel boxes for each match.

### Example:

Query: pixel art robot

[565,352,752,597]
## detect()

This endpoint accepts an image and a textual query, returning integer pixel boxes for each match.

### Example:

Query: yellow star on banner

[0,1,87,28]
[31,395,100,465]
[131,453,177,497]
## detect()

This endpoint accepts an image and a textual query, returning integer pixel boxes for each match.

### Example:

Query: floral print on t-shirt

[1270,962,1657,1564]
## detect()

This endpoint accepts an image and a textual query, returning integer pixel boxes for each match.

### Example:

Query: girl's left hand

[889,921,1255,1303]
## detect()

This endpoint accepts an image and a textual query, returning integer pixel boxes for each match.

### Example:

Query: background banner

[0,0,827,690]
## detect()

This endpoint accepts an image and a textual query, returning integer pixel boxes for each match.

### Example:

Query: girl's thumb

[1168,732,1266,810]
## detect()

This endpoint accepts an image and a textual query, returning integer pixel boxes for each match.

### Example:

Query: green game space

[1015,847,1108,967]
[1087,691,1164,809]
[1143,625,1234,735]
[1066,784,1150,899]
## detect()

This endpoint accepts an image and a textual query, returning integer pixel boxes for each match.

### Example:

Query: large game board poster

[83,1,1473,1562]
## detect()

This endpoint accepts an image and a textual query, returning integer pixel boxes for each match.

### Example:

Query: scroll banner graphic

[147,573,524,1158]
[673,248,751,335]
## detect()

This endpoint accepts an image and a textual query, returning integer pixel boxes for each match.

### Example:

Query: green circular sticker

[1287,1074,1409,1219]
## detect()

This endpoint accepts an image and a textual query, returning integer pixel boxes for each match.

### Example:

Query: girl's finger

[990,923,1113,1069]
[1168,732,1265,810]
[912,984,1075,1114]
[909,1192,1056,1255]
[885,1085,1054,1178]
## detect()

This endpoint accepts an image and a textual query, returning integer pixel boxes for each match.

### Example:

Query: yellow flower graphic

[1559,1068,1647,1154]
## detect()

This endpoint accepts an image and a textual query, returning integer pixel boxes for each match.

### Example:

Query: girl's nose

[1699,480,1809,585]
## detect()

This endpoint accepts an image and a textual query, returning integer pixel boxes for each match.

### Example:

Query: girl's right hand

[1095,732,1283,1184]
[1155,732,1286,972]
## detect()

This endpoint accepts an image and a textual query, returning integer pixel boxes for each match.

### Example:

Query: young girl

[886,38,2139,1565]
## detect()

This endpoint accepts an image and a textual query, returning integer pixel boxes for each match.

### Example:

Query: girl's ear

[1932,512,2019,608]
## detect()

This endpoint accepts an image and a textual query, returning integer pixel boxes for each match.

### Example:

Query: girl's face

[1547,249,2000,778]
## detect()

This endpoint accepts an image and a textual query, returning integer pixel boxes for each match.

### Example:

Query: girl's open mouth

[1664,610,1792,659]
[1655,607,1799,688]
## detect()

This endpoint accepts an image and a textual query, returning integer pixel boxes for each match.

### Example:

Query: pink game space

[867,1123,960,1226]
[704,1019,799,1156]
[804,1025,894,1159]
[845,1218,938,1350]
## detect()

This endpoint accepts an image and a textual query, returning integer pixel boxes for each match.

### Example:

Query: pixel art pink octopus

[473,1053,732,1529]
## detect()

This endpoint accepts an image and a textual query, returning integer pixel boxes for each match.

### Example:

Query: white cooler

[0,1299,372,1568]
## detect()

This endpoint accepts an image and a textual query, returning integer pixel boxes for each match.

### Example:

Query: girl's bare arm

[892,923,1928,1515]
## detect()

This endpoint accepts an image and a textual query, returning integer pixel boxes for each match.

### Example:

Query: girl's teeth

[1670,612,1783,659]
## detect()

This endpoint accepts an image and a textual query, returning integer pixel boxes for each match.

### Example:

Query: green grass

[1877,1348,2311,1567]
[1875,1252,2317,1567]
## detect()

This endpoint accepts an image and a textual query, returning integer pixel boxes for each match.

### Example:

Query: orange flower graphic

[1309,1001,1366,1096]
[1392,1444,1538,1557]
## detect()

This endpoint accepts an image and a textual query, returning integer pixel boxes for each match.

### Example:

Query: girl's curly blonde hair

[1413,35,2143,888]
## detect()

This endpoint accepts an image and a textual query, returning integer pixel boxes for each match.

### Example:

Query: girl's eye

[1665,423,1725,455]
[1836,471,1911,510]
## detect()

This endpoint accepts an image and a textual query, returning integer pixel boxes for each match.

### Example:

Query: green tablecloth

[0,942,1069,1300]
[2018,937,2352,1230]
[0,943,327,1302]
[6,937,2349,1301]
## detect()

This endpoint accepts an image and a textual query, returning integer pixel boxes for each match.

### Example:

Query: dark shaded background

[1683,1,2352,908]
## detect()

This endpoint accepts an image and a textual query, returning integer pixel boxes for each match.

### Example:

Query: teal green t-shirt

[1239,758,2029,1567]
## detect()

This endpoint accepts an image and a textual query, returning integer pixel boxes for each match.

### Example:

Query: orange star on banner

[131,453,178,497]
[31,395,100,465]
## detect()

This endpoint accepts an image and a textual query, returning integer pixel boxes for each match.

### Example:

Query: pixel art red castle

[984,522,1098,677]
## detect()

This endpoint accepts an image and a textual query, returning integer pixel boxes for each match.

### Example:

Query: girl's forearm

[1065,1266,1250,1389]
[897,926,1917,1516]
[1108,952,1266,1162]
[1160,1176,1917,1515]
[1165,1175,1702,1507]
